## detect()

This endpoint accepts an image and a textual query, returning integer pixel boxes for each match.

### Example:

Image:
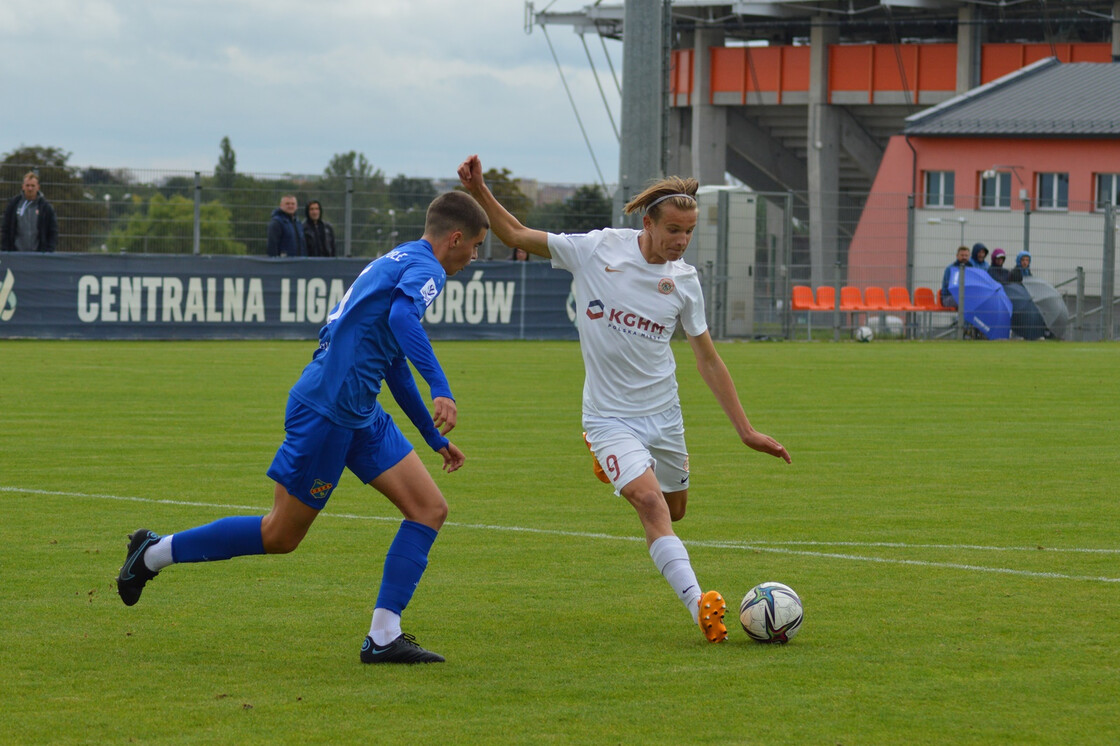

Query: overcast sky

[2,0,621,186]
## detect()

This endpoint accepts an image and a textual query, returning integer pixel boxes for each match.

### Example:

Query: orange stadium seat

[863,286,890,311]
[888,286,920,312]
[791,285,816,311]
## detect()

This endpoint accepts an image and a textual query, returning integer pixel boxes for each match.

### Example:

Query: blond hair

[623,176,699,218]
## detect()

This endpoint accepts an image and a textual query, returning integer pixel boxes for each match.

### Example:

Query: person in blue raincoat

[970,243,990,270]
[1009,251,1032,283]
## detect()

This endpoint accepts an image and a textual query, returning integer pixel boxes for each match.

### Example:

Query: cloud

[1,1,621,184]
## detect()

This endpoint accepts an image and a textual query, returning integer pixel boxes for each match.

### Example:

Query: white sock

[649,535,703,624]
[369,608,402,647]
[144,535,175,572]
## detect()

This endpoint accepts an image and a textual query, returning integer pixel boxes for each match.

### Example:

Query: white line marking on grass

[5,485,1120,584]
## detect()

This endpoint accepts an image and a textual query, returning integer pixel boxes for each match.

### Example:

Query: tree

[109,193,245,254]
[214,136,237,190]
[388,174,437,211]
[479,167,533,222]
[320,151,391,256]
[527,183,613,234]
[324,151,381,188]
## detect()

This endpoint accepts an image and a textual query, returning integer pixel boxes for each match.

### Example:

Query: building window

[1036,172,1068,210]
[980,171,1011,210]
[1096,174,1120,211]
[924,171,954,208]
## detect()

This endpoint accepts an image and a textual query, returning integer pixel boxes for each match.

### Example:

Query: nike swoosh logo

[680,476,689,484]
[604,266,623,273]
[120,533,155,581]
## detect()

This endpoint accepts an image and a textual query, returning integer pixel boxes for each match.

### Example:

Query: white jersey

[548,228,708,418]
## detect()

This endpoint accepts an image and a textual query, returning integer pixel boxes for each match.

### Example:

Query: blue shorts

[266,397,414,510]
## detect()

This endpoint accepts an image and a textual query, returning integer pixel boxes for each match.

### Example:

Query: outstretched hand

[432,396,457,435]
[744,429,792,464]
[457,155,484,192]
[438,442,465,473]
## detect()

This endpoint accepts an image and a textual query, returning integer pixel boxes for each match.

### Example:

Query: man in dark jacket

[266,195,307,257]
[2,172,59,252]
[302,200,337,257]
[939,245,971,308]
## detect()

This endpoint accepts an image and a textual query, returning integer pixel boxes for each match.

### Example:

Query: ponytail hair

[623,176,699,219]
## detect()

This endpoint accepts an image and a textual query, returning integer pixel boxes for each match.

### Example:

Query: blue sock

[171,516,265,563]
[375,520,438,614]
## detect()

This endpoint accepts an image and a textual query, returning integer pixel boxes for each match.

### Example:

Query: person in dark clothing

[939,245,971,308]
[988,248,1011,284]
[302,200,337,257]
[970,243,989,270]
[266,195,307,257]
[1,172,59,252]
[1009,251,1033,283]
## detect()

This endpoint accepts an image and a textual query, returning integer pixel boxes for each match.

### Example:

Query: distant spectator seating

[791,285,948,339]
[791,285,835,339]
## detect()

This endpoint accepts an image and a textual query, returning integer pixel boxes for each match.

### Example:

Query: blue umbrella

[947,267,1012,339]
[1004,282,1047,340]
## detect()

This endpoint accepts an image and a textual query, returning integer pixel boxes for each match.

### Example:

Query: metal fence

[1,166,488,258]
[4,167,1117,340]
[692,189,1118,342]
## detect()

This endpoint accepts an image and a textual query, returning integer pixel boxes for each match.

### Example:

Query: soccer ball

[740,582,804,643]
[854,325,874,342]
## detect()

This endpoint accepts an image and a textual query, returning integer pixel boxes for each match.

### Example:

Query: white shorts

[583,405,690,496]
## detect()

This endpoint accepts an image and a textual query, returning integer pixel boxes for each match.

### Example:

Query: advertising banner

[0,253,577,341]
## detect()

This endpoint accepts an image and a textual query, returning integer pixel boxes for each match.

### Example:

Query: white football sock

[649,535,703,624]
[369,608,402,647]
[144,535,175,572]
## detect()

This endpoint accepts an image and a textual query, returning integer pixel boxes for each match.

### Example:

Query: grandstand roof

[904,59,1120,137]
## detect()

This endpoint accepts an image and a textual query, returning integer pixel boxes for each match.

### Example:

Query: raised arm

[686,330,791,464]
[457,155,551,258]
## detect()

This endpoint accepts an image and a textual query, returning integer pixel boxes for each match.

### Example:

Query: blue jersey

[290,239,446,429]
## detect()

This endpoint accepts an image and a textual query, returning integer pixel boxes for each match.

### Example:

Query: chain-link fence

[694,189,1118,341]
[0,164,607,260]
[4,166,1117,340]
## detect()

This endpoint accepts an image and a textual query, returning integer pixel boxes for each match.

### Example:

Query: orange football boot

[698,590,728,643]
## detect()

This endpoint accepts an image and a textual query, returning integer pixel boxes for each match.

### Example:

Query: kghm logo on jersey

[658,277,675,295]
[586,299,605,320]
[0,262,16,322]
[309,479,334,499]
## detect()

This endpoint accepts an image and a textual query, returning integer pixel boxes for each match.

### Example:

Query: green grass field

[2,339,1119,744]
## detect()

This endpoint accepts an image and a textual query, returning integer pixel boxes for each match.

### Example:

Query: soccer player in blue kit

[116,191,489,664]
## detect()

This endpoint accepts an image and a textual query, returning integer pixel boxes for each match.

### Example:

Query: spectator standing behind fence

[1,172,59,253]
[970,243,990,270]
[988,249,1011,284]
[939,245,971,308]
[303,200,337,257]
[1009,251,1033,283]
[509,247,528,261]
[266,194,307,257]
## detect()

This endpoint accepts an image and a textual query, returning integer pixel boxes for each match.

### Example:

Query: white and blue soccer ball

[854,325,874,343]
[740,582,804,643]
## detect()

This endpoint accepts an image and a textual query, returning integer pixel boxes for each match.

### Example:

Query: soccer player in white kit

[458,155,791,643]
